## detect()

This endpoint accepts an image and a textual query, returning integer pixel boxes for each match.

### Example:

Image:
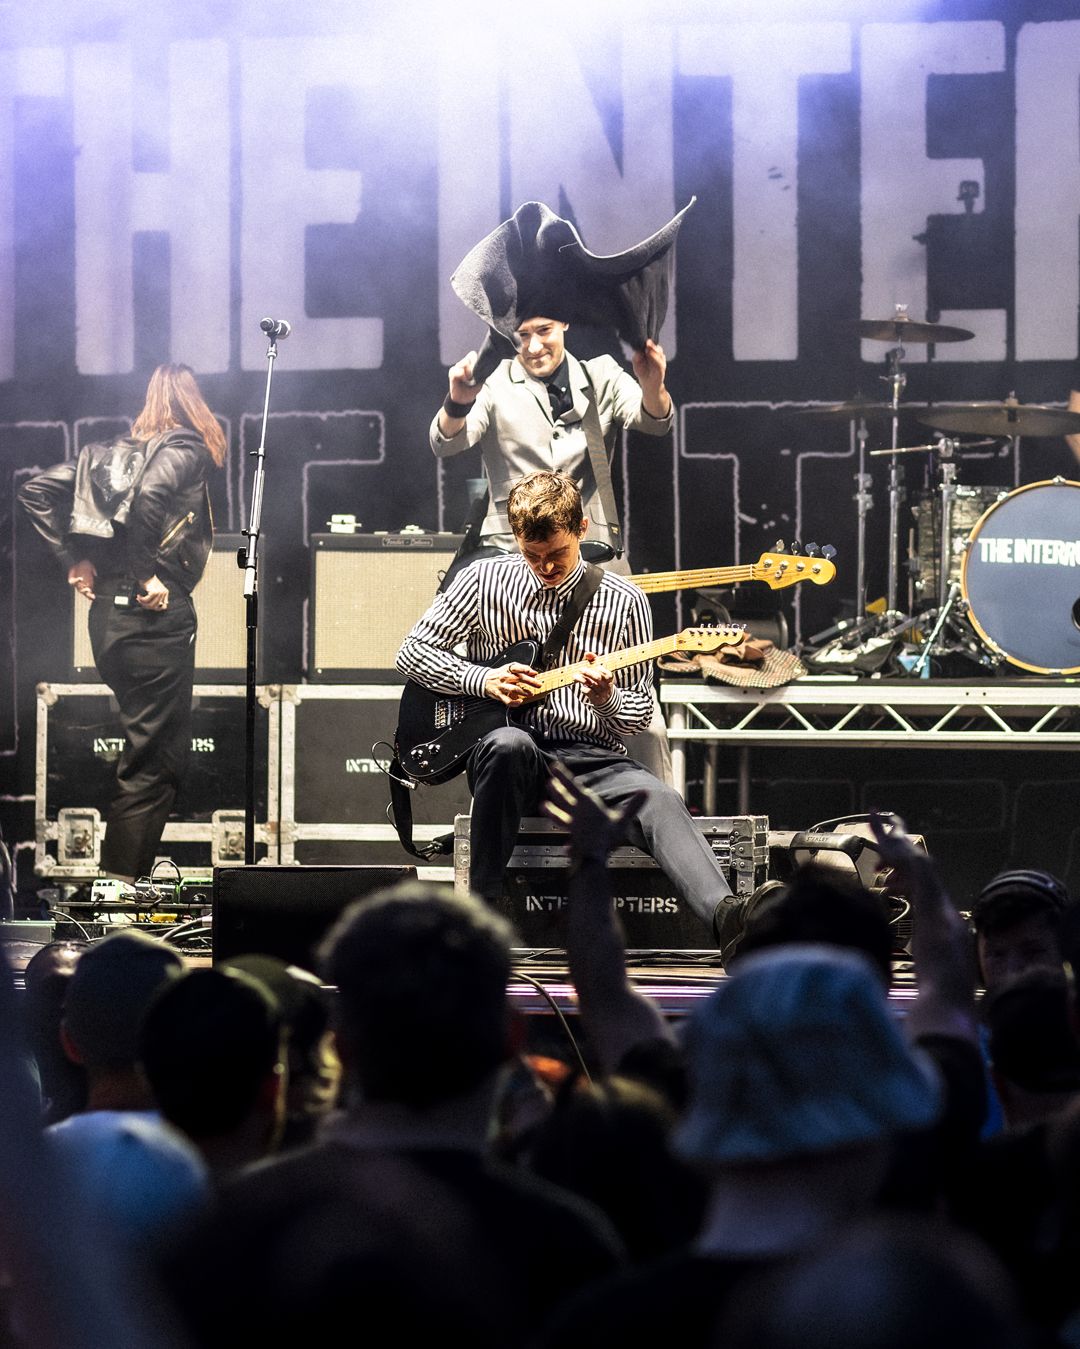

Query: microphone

[260,317,292,339]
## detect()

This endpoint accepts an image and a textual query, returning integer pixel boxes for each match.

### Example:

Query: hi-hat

[856,316,974,343]
[788,400,928,424]
[917,401,1080,438]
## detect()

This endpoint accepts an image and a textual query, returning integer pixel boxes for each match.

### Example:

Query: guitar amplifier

[309,533,463,680]
[453,813,769,950]
[71,533,248,679]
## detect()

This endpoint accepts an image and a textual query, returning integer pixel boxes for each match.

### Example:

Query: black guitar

[395,625,746,785]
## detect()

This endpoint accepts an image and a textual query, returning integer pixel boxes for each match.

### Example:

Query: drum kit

[792,305,1080,677]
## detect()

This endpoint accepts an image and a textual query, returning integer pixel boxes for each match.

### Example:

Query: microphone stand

[240,328,283,864]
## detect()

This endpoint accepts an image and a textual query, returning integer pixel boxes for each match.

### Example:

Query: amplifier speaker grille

[309,533,462,680]
[72,534,247,677]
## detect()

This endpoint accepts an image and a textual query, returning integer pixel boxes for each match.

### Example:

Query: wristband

[443,394,475,420]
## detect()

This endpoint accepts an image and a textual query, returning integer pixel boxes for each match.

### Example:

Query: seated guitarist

[396,471,751,959]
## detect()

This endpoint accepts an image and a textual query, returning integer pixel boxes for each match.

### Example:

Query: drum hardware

[917,398,1080,441]
[857,303,970,617]
[868,437,998,458]
[857,305,975,619]
[853,417,871,626]
[788,400,928,424]
[855,313,976,345]
[882,344,909,620]
[912,581,963,676]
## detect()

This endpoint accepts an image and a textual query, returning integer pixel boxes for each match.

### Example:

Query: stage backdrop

[3,0,1080,898]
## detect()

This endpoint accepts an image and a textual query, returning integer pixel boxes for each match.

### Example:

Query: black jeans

[466,727,732,932]
[88,589,197,880]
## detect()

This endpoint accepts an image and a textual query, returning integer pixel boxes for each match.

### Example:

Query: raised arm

[868,811,978,1045]
[629,339,672,421]
[430,351,492,455]
[542,762,675,1074]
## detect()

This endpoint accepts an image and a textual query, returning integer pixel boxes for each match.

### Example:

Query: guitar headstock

[675,623,747,654]
[753,544,836,589]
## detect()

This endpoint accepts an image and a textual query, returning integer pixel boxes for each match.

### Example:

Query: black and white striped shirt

[396,553,654,753]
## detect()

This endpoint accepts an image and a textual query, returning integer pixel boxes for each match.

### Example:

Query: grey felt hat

[673,944,941,1166]
[451,198,696,383]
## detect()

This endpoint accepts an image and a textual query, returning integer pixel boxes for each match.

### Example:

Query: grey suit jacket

[430,353,674,557]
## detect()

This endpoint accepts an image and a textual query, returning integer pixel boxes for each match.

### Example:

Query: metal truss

[660,678,1080,801]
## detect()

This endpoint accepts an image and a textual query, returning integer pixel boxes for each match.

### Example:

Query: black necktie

[547,380,572,421]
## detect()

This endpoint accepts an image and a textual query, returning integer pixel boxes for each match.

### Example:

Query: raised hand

[868,809,976,1037]
[630,339,671,418]
[448,351,479,406]
[543,759,646,867]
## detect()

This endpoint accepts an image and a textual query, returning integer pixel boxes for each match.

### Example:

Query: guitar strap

[578,365,623,561]
[388,561,605,860]
[538,561,604,668]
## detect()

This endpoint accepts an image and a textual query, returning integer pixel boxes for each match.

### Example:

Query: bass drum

[961,479,1080,675]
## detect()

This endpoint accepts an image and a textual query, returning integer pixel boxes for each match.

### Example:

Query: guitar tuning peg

[821,544,837,560]
[805,541,820,557]
[790,540,803,556]
[772,538,786,552]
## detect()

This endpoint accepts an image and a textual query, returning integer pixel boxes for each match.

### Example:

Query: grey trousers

[466,729,731,932]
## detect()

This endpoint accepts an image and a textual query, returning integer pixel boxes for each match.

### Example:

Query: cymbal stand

[935,441,958,613]
[881,345,907,616]
[853,415,872,621]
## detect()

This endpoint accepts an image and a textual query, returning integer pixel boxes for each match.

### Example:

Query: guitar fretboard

[628,562,832,593]
[527,627,744,699]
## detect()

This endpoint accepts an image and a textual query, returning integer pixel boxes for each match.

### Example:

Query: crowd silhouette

[2,765,1078,1347]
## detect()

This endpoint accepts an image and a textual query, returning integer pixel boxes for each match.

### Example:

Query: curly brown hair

[507,471,584,541]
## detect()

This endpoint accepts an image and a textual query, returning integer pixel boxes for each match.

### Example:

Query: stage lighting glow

[449,0,935,27]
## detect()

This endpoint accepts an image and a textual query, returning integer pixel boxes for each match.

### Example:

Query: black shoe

[712,880,788,968]
[712,895,749,967]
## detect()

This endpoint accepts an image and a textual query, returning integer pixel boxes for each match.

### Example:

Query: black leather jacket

[18,429,215,594]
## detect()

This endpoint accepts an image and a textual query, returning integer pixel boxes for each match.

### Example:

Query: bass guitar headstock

[754,542,837,589]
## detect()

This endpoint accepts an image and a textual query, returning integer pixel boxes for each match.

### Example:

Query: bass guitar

[396,624,746,785]
[627,548,836,595]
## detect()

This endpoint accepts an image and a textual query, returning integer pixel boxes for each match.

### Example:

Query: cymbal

[856,316,975,343]
[788,400,928,424]
[917,401,1080,438]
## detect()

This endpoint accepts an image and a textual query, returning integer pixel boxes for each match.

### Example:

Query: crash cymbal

[788,400,928,424]
[917,401,1080,438]
[856,316,975,343]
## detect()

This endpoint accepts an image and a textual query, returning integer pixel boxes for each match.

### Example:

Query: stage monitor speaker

[211,863,419,969]
[72,533,248,679]
[309,532,463,680]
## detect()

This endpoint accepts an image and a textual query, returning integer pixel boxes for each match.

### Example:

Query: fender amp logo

[977,537,1080,566]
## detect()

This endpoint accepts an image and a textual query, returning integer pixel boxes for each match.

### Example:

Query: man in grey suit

[431,313,674,778]
[431,315,672,551]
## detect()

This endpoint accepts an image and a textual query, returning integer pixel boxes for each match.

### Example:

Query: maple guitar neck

[528,627,744,699]
[628,564,751,594]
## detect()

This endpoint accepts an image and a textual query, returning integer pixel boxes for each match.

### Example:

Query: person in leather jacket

[19,364,226,882]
